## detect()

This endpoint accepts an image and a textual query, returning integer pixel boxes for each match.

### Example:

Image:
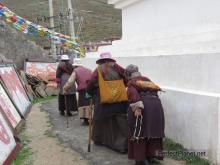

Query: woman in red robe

[125,64,165,165]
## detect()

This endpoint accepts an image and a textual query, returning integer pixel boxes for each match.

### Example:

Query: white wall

[122,0,220,39]
[83,53,220,93]
[88,0,220,57]
[82,53,220,164]
[159,88,220,164]
[85,0,220,163]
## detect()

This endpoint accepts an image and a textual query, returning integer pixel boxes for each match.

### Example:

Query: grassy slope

[1,0,122,45]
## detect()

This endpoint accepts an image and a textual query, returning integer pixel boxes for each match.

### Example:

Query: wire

[72,0,85,44]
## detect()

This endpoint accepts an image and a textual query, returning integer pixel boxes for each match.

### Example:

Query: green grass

[40,108,49,113]
[46,119,53,127]
[44,118,55,138]
[33,96,57,104]
[163,138,210,165]
[44,130,56,138]
[11,129,33,165]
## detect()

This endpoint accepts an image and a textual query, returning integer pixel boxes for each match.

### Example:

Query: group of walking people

[56,54,92,124]
[56,52,165,165]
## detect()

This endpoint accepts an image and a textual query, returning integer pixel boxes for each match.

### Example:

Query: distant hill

[1,0,122,46]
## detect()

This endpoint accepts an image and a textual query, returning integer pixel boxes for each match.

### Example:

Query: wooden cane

[64,95,69,128]
[88,98,93,152]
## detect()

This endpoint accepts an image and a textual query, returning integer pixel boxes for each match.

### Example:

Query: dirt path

[25,103,89,165]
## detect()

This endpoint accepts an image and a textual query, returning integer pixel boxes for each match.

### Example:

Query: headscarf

[125,64,141,79]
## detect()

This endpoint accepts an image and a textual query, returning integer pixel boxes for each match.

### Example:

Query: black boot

[82,119,89,126]
[147,158,161,164]
[67,112,73,116]
[135,161,146,165]
[60,111,65,116]
[94,141,103,146]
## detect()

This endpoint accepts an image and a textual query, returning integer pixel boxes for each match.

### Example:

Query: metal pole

[67,0,75,41]
[49,0,57,58]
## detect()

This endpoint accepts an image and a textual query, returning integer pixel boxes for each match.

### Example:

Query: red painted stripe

[3,143,21,165]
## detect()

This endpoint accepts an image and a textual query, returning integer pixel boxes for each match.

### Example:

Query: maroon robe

[127,76,165,161]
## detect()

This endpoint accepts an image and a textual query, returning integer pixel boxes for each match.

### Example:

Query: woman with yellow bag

[87,52,129,153]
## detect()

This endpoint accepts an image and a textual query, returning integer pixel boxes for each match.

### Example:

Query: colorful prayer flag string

[0,2,81,53]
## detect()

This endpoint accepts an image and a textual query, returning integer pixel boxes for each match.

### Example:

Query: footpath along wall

[0,63,32,165]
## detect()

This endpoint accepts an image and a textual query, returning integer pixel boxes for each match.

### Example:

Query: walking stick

[88,98,93,152]
[64,95,69,128]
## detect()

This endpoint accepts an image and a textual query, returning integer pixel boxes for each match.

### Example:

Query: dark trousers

[58,94,78,114]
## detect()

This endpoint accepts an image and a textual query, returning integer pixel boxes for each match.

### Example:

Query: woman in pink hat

[87,52,129,153]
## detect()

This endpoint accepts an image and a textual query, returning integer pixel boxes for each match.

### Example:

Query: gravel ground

[41,99,185,165]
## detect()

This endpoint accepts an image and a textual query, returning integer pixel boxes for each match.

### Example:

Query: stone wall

[0,19,48,69]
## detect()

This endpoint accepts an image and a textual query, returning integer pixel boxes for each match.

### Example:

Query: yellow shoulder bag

[97,68,128,104]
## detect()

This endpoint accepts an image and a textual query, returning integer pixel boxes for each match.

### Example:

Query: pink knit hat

[96,52,116,64]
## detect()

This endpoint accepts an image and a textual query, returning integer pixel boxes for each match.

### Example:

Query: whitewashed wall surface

[85,0,220,164]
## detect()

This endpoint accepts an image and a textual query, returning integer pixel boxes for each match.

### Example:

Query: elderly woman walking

[87,52,129,153]
[63,59,93,125]
[125,64,165,165]
[56,55,77,116]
